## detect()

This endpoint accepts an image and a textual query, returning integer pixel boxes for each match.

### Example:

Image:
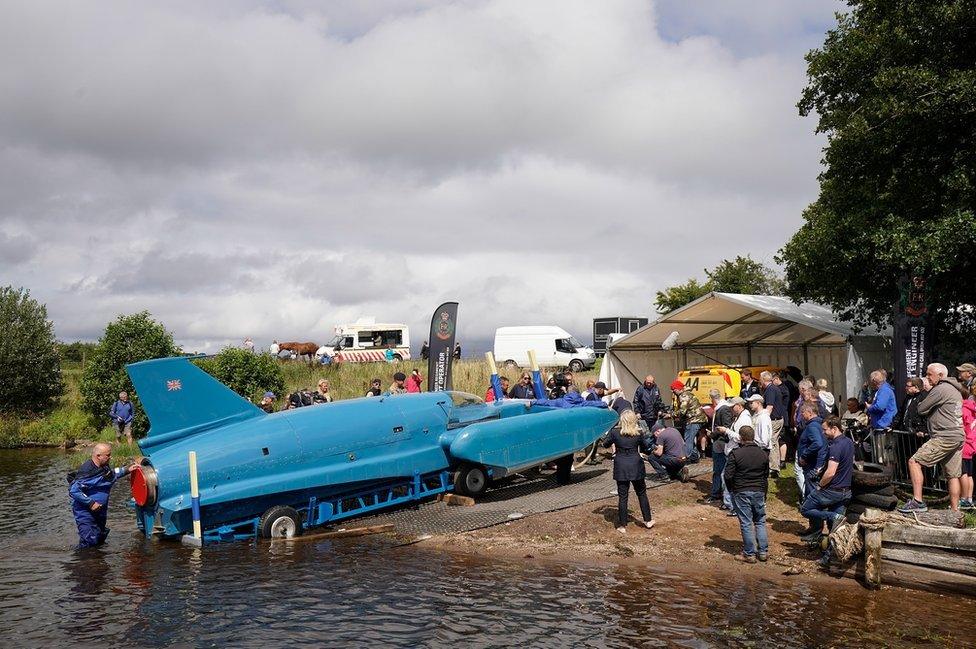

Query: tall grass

[276,359,598,404]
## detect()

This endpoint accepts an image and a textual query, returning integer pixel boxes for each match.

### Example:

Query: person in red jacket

[406,369,423,393]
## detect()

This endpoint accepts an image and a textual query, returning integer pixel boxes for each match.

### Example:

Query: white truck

[493,325,596,372]
[319,317,411,363]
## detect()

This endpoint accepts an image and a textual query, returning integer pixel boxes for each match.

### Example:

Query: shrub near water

[0,286,64,415]
[195,348,285,402]
[80,311,180,438]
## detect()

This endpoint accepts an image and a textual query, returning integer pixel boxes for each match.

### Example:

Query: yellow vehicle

[676,365,780,411]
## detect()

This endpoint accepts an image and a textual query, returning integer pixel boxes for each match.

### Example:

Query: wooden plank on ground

[883,559,976,598]
[436,493,476,506]
[882,543,976,577]
[882,525,976,552]
[271,523,395,543]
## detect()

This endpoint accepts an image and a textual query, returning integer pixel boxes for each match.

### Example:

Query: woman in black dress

[603,409,656,533]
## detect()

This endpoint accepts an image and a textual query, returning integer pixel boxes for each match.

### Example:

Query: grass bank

[0,366,104,448]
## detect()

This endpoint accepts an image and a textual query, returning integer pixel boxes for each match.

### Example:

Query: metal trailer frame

[129,470,453,544]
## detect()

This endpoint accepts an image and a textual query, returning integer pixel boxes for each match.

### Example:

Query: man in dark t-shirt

[647,426,689,482]
[799,416,854,544]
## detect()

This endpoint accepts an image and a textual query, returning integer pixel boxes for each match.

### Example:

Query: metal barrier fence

[872,429,949,496]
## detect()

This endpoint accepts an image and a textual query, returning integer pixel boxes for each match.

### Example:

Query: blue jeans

[800,487,850,528]
[684,423,701,461]
[710,451,726,499]
[648,454,685,479]
[732,491,768,556]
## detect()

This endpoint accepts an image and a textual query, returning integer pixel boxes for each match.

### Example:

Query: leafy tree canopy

[780,0,976,340]
[0,286,63,415]
[654,256,785,313]
[80,312,180,437]
[194,347,284,403]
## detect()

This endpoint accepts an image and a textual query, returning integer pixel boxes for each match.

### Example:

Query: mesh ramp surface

[356,461,713,537]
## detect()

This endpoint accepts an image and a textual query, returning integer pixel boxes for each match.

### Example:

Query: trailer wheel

[259,506,304,539]
[454,463,489,497]
[568,359,584,373]
[504,359,518,369]
[393,354,403,362]
[554,454,573,485]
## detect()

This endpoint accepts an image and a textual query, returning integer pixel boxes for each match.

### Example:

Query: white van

[319,317,411,363]
[493,326,596,372]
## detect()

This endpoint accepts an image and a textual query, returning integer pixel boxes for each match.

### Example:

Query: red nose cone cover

[130,467,148,506]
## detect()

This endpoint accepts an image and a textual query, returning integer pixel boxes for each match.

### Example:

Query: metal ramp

[356,461,712,537]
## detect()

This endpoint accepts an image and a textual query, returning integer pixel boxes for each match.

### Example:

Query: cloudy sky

[0,0,843,354]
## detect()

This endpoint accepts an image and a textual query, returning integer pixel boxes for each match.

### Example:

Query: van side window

[555,338,575,353]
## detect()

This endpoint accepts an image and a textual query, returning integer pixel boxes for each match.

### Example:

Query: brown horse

[278,341,319,362]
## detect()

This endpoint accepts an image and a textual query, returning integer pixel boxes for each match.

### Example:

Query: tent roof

[611,292,890,349]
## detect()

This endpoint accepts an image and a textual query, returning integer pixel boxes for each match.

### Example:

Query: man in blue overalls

[68,443,139,549]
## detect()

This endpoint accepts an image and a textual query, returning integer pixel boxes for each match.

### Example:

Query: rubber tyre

[504,359,518,369]
[845,511,863,524]
[259,506,303,539]
[568,359,584,373]
[851,492,898,511]
[454,463,489,497]
[554,454,573,485]
[846,502,867,516]
[852,483,895,497]
[852,462,893,489]
[393,354,403,362]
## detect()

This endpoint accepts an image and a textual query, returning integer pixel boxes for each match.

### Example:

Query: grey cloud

[0,232,37,265]
[103,249,272,294]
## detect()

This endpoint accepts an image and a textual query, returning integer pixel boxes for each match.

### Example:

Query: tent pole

[803,344,809,375]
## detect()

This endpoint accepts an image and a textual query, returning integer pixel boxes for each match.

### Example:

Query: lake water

[0,449,971,647]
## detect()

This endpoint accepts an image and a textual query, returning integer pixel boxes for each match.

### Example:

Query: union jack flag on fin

[167,379,182,391]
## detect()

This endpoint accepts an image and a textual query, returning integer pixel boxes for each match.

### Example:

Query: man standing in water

[68,443,139,549]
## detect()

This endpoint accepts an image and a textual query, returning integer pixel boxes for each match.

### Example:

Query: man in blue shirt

[865,370,897,429]
[68,443,139,549]
[799,416,854,545]
[796,402,829,540]
[109,391,134,443]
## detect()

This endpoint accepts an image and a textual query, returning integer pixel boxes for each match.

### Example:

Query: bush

[80,311,180,437]
[194,348,285,402]
[0,286,64,415]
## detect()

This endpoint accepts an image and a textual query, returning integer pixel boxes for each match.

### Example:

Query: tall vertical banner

[893,274,933,405]
[427,302,459,392]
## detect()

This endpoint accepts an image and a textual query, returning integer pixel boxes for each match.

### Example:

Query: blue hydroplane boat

[125,357,617,542]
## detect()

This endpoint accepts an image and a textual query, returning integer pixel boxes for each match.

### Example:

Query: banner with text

[893,274,933,406]
[427,302,459,392]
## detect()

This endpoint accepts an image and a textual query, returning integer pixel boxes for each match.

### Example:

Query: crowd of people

[590,361,976,567]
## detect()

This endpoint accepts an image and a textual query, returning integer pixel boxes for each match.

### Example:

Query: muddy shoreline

[416,463,902,594]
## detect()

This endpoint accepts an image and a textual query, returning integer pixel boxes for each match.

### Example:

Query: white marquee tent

[598,293,891,404]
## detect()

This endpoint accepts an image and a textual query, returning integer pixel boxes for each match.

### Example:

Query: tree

[780,1,976,343]
[0,286,63,415]
[654,256,786,313]
[80,312,180,437]
[194,348,284,402]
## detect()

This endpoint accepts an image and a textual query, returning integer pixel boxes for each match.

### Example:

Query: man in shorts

[899,363,965,513]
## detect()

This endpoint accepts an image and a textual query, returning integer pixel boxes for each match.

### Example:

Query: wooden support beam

[883,560,976,598]
[864,527,883,589]
[882,543,976,577]
[271,523,395,543]
[882,523,976,551]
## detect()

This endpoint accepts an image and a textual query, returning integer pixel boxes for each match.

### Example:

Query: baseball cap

[728,396,746,406]
[670,380,685,391]
[957,363,976,373]
[263,391,275,399]
[746,394,764,403]
[594,381,607,389]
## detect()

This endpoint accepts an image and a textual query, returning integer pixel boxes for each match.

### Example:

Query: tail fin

[127,356,263,452]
